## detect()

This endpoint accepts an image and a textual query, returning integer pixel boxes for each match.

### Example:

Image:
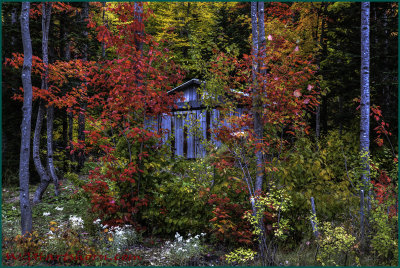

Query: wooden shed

[146,78,244,159]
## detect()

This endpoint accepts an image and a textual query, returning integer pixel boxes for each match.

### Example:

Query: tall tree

[44,3,59,197]
[33,2,57,203]
[251,2,262,194]
[19,1,33,235]
[255,1,266,193]
[101,2,107,58]
[251,2,269,265]
[360,2,370,198]
[77,2,89,171]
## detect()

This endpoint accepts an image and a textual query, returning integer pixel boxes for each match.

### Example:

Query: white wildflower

[69,215,84,229]
[55,206,63,211]
[43,212,51,216]
[11,206,16,211]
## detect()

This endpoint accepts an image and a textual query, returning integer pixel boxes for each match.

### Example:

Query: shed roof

[167,78,204,95]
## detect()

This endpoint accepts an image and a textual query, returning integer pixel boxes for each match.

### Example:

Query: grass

[1,178,229,266]
[1,175,395,266]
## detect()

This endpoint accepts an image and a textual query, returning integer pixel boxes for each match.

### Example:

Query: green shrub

[142,159,212,236]
[316,221,359,266]
[275,131,359,242]
[225,247,257,265]
[369,199,398,266]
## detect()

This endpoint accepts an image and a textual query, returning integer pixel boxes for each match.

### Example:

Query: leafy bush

[82,135,168,228]
[207,177,254,246]
[369,200,398,265]
[316,222,359,266]
[275,131,359,241]
[142,158,212,236]
[64,172,81,187]
[225,247,257,265]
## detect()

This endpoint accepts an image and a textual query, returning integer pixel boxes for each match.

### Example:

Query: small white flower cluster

[109,225,138,253]
[69,215,84,229]
[93,218,102,225]
[93,219,138,253]
[163,232,206,265]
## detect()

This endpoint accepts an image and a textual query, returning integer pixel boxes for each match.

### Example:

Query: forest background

[1,1,399,266]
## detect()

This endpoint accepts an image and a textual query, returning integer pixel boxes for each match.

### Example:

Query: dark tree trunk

[102,2,106,58]
[11,6,17,47]
[77,103,86,170]
[19,1,33,235]
[62,15,75,166]
[316,3,328,141]
[47,104,59,195]
[68,111,75,164]
[33,2,57,203]
[32,104,51,204]
[77,2,89,171]
[62,108,68,171]
[59,10,69,172]
[43,3,59,196]
[321,95,328,134]
[339,95,343,136]
[316,104,321,139]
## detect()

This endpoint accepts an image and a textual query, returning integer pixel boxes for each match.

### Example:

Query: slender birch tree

[44,2,59,197]
[19,1,33,235]
[251,2,263,195]
[360,2,370,199]
[33,2,57,203]
[360,1,371,242]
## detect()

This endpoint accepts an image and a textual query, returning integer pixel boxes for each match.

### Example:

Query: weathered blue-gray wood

[144,79,248,159]
[186,112,195,158]
[160,114,171,143]
[211,109,222,148]
[175,112,184,156]
[184,86,198,102]
[199,110,207,157]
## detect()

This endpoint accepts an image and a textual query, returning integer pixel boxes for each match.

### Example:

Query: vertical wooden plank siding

[161,114,171,143]
[175,112,183,156]
[211,109,222,147]
[150,80,249,159]
[171,114,175,157]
